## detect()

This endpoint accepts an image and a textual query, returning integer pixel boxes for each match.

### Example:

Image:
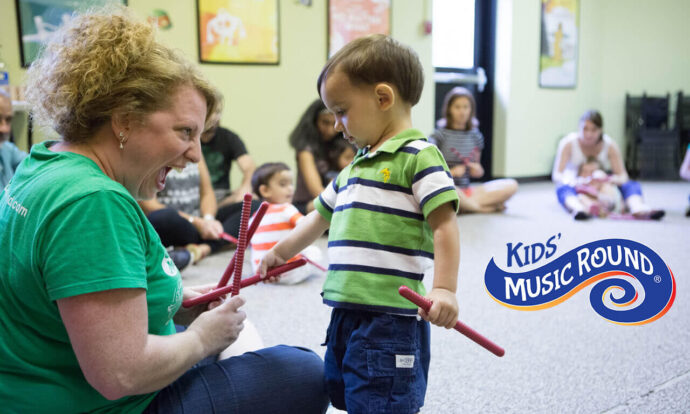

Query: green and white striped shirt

[314,129,459,314]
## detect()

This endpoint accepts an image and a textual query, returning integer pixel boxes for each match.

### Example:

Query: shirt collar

[356,128,427,158]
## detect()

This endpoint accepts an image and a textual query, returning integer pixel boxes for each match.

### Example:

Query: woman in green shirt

[0,7,327,414]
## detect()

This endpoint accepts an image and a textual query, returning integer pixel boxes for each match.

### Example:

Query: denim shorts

[323,308,430,414]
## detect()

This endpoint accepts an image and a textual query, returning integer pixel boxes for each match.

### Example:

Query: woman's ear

[111,110,131,137]
[374,83,395,111]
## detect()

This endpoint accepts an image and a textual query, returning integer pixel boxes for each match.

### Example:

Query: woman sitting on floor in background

[430,86,518,213]
[0,7,328,413]
[552,109,664,220]
[289,98,341,214]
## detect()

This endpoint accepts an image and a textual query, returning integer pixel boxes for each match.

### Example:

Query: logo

[379,167,391,183]
[161,255,179,277]
[484,237,675,325]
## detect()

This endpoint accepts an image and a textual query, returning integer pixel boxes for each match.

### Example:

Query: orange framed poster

[328,0,391,58]
[197,0,279,65]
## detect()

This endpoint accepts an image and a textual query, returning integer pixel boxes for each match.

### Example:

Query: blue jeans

[143,345,329,414]
[323,308,430,414]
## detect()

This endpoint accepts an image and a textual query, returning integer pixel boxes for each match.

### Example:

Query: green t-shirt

[0,142,183,413]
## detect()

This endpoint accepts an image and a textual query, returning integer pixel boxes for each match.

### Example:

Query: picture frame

[14,0,127,68]
[197,0,280,65]
[328,0,391,58]
[538,0,579,88]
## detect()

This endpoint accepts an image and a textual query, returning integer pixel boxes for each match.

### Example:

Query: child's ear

[374,83,395,111]
[258,183,270,199]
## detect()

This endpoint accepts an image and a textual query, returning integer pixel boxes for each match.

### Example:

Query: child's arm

[259,210,330,277]
[423,202,460,329]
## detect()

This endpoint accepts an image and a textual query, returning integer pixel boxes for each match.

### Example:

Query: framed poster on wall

[15,0,127,67]
[328,0,391,58]
[197,0,280,65]
[538,0,579,88]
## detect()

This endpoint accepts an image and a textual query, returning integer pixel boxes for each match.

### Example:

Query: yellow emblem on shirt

[380,167,391,183]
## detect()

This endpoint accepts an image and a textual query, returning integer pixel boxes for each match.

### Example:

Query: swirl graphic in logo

[484,239,675,325]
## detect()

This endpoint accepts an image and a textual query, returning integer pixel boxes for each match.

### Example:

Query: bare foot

[186,243,211,264]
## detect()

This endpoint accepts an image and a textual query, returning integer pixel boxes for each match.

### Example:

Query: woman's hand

[187,295,247,356]
[174,284,224,325]
[419,287,459,329]
[193,217,224,240]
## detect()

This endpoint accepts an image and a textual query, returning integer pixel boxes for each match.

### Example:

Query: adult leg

[619,181,665,219]
[467,178,518,212]
[218,319,265,359]
[143,345,329,414]
[147,208,202,247]
[556,185,590,220]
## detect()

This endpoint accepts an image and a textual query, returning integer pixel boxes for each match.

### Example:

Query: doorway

[433,0,497,179]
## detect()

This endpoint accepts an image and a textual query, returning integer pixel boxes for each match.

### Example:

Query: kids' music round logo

[484,237,675,325]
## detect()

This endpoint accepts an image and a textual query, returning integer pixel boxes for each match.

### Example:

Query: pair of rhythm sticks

[182,194,505,357]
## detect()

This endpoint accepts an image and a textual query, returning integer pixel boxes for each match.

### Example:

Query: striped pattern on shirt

[250,203,303,272]
[429,128,484,188]
[314,129,459,314]
[156,163,201,216]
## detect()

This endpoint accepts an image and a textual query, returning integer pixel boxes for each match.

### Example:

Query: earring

[119,131,126,150]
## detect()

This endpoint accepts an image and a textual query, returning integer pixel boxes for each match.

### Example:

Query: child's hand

[450,164,467,177]
[419,288,458,329]
[259,249,287,283]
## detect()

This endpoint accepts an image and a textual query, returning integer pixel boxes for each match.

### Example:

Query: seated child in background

[260,34,460,414]
[250,162,323,284]
[325,137,357,181]
[575,157,623,217]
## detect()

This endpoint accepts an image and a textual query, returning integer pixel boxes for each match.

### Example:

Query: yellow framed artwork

[539,0,579,88]
[197,0,279,65]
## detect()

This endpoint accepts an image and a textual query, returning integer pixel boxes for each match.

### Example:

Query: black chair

[625,92,679,180]
[676,91,690,157]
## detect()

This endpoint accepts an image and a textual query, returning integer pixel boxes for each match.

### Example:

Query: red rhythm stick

[231,194,253,296]
[216,201,269,289]
[220,232,238,244]
[182,259,307,307]
[299,254,327,272]
[398,286,505,357]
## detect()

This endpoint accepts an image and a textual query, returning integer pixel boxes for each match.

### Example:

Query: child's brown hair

[317,34,424,106]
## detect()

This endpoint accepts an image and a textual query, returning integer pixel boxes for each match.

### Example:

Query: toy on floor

[182,194,307,308]
[398,286,505,357]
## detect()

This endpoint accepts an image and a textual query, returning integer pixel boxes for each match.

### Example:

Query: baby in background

[575,157,623,217]
[250,162,323,284]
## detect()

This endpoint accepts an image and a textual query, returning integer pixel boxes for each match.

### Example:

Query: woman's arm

[552,139,573,185]
[57,288,245,400]
[219,154,257,205]
[606,142,630,185]
[198,156,218,218]
[297,150,325,198]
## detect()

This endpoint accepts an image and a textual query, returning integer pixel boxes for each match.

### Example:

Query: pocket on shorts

[365,346,422,413]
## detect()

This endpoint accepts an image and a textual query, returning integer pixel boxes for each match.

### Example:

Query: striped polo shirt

[314,129,459,314]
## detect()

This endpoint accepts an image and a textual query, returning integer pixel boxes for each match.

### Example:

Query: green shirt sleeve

[41,190,148,300]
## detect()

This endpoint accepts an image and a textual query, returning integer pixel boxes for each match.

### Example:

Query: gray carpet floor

[181,181,690,413]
